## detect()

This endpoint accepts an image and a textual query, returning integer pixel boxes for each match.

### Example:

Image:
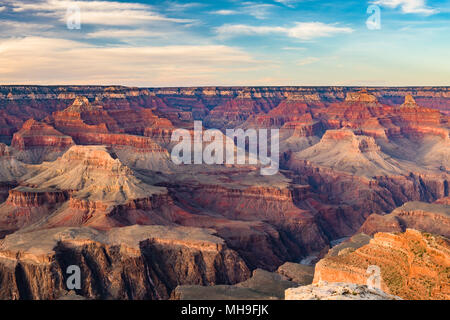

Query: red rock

[11,119,74,151]
[359,201,450,238]
[313,229,450,300]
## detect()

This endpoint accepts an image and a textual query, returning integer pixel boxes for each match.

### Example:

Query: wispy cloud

[7,0,195,25]
[0,36,257,86]
[216,22,353,40]
[210,3,276,19]
[0,20,54,35]
[273,0,299,8]
[85,29,167,39]
[296,57,319,66]
[0,6,6,12]
[372,0,438,15]
[241,2,277,19]
[282,46,306,51]
[210,9,239,15]
[164,1,203,12]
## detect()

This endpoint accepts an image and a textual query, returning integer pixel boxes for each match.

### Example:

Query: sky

[0,0,449,86]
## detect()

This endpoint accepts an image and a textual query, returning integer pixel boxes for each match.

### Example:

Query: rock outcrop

[0,225,250,300]
[313,229,450,300]
[359,201,450,238]
[172,268,297,300]
[0,146,170,232]
[10,119,74,163]
[285,281,401,300]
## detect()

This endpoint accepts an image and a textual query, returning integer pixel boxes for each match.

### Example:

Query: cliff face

[0,145,171,233]
[313,229,450,300]
[359,201,450,238]
[10,119,74,163]
[0,225,250,300]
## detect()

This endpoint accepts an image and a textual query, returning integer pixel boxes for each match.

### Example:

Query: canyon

[0,85,449,300]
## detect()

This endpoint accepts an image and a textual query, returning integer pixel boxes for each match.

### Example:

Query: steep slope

[172,269,298,300]
[313,229,450,300]
[359,201,450,238]
[10,119,74,163]
[0,146,169,232]
[0,143,27,209]
[290,129,413,177]
[0,143,27,184]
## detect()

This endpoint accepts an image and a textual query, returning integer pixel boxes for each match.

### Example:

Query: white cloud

[0,6,6,12]
[287,22,353,40]
[0,20,54,34]
[210,9,238,15]
[216,22,353,40]
[273,0,298,8]
[216,24,286,37]
[372,0,438,14]
[7,0,194,25]
[282,46,306,51]
[296,57,319,66]
[242,2,276,19]
[164,1,203,12]
[85,29,167,39]
[0,36,257,86]
[210,2,276,19]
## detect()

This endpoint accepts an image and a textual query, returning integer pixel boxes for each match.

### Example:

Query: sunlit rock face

[0,86,449,300]
[285,281,401,300]
[313,229,450,300]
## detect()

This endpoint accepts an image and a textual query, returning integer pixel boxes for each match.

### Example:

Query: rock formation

[285,281,401,300]
[172,269,297,300]
[0,225,249,300]
[10,119,74,163]
[313,229,450,300]
[359,201,450,238]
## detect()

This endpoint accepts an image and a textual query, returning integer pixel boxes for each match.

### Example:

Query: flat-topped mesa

[6,187,68,207]
[11,119,74,151]
[344,89,379,104]
[56,145,133,175]
[320,128,357,142]
[0,225,250,299]
[49,107,165,151]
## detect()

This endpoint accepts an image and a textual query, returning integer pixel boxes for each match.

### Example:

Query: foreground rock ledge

[285,282,401,300]
[0,225,250,300]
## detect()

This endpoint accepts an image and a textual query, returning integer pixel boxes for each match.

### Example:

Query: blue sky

[0,0,449,86]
